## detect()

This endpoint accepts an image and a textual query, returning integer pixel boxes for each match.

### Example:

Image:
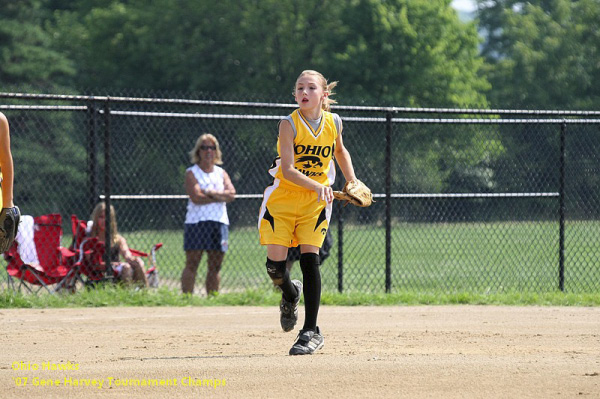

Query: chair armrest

[59,247,77,258]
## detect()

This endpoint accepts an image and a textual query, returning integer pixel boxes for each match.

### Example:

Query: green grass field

[30,219,596,295]
[1,284,599,309]
[2,219,598,309]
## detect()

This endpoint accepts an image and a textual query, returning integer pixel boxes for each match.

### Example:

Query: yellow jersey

[269,109,339,191]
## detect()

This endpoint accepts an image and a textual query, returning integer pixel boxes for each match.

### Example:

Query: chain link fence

[2,92,600,295]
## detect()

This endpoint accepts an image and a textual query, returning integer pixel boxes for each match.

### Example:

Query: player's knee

[266,258,287,285]
[300,253,320,275]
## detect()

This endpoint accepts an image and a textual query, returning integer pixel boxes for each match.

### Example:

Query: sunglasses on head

[200,145,216,151]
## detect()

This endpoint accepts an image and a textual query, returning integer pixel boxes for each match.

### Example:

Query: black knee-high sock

[300,253,321,331]
[280,272,298,302]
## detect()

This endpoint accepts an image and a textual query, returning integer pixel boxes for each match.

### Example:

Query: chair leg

[21,265,55,295]
[19,279,33,294]
[7,273,15,292]
[55,268,79,294]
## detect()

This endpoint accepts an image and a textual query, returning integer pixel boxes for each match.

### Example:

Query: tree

[327,0,489,107]
[476,0,600,220]
[27,0,501,217]
[49,0,489,106]
[477,0,600,109]
[0,0,74,90]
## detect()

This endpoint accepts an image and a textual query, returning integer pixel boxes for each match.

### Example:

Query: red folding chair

[69,215,162,288]
[4,214,78,295]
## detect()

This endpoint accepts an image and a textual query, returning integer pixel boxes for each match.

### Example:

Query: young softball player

[258,70,358,355]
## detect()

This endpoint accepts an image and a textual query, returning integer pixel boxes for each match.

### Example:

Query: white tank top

[185,164,229,225]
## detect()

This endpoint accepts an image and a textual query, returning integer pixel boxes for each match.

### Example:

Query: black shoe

[280,280,302,332]
[289,326,324,355]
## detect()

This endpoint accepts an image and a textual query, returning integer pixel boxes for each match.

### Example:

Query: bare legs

[182,250,224,295]
[182,250,202,293]
[206,251,224,294]
[118,258,148,288]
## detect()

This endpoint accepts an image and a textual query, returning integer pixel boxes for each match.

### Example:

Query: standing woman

[182,134,236,295]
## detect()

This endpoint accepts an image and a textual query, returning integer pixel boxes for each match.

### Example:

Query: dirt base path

[1,306,599,398]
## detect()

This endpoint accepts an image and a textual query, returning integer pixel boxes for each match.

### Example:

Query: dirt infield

[1,305,599,398]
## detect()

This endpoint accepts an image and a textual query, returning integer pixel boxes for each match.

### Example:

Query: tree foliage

[0,0,74,90]
[477,0,600,109]
[46,0,486,106]
[328,0,488,106]
[4,0,600,221]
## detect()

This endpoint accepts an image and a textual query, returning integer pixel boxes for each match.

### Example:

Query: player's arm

[185,170,215,204]
[0,113,14,208]
[117,235,136,263]
[279,119,333,203]
[204,170,236,203]
[333,121,357,183]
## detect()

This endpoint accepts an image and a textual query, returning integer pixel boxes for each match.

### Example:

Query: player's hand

[315,185,333,203]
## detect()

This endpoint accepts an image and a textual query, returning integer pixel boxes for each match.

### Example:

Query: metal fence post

[385,112,392,293]
[86,102,98,215]
[102,99,113,275]
[337,200,344,293]
[559,121,566,291]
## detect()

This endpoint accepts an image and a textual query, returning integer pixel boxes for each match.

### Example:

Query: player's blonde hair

[294,70,338,111]
[90,201,119,246]
[189,133,223,165]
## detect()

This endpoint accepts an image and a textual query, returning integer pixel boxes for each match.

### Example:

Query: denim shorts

[184,221,229,252]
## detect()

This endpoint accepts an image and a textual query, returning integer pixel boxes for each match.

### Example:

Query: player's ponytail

[323,80,338,112]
